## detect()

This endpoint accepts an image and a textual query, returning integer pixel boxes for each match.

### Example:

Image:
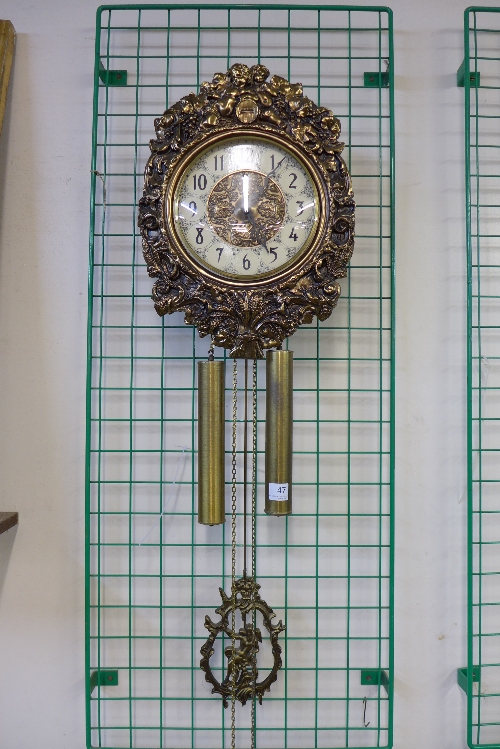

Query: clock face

[171,134,320,280]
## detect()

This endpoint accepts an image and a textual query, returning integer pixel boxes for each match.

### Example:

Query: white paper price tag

[268,483,289,501]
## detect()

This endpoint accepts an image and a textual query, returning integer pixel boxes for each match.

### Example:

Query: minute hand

[246,203,269,252]
[260,154,287,200]
[246,155,287,251]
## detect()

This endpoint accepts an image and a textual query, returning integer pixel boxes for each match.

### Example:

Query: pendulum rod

[231,358,238,749]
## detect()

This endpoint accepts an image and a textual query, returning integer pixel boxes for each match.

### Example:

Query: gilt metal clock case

[139,63,355,358]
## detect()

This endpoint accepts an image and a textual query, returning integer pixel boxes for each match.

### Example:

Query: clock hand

[257,156,287,250]
[266,154,286,180]
[242,174,250,215]
[242,181,269,250]
[246,205,269,253]
[242,158,286,253]
[254,155,287,207]
[243,156,287,217]
[236,171,269,251]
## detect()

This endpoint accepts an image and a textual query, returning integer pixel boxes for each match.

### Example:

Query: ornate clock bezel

[139,63,355,359]
[165,129,326,285]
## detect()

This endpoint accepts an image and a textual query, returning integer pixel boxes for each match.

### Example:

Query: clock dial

[172,135,320,279]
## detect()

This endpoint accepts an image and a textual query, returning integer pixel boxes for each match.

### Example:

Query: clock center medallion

[207,170,286,248]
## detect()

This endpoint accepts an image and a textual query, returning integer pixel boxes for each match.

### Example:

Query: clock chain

[231,358,258,749]
[251,358,258,749]
[231,358,238,749]
[251,359,257,580]
[243,358,248,578]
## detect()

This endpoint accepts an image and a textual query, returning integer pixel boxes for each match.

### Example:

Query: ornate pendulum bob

[200,576,285,707]
[138,62,354,744]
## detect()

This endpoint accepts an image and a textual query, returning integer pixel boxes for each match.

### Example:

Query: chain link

[231,358,238,749]
[250,358,258,749]
[251,359,257,579]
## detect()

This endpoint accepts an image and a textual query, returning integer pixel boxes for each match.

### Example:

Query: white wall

[0,0,493,747]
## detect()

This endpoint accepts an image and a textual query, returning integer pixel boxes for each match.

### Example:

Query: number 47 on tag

[268,483,289,501]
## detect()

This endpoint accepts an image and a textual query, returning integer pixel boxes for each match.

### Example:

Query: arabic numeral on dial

[243,254,251,270]
[188,201,197,215]
[296,200,304,215]
[214,155,224,171]
[271,154,275,170]
[269,247,278,263]
[196,228,204,245]
[289,228,298,242]
[217,247,224,262]
[288,172,297,189]
[193,173,207,191]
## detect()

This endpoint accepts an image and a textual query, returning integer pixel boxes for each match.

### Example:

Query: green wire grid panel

[87,5,395,749]
[464,7,500,749]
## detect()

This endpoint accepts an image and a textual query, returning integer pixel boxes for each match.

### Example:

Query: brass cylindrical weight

[265,350,293,516]
[198,360,226,525]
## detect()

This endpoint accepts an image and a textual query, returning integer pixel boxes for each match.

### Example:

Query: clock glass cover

[171,134,320,279]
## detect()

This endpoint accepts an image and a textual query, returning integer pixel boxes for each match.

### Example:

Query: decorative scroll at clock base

[200,576,285,707]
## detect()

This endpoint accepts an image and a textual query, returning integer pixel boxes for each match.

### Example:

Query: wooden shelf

[0,512,18,535]
[0,20,15,137]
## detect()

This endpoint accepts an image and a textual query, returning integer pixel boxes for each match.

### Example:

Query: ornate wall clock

[139,62,354,741]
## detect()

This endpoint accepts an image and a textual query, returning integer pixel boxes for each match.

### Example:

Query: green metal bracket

[360,669,390,695]
[457,59,480,87]
[90,669,119,694]
[363,71,389,88]
[99,60,127,87]
[457,666,480,694]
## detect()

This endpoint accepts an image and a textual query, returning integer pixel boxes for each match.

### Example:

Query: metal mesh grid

[465,7,500,749]
[86,5,395,748]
